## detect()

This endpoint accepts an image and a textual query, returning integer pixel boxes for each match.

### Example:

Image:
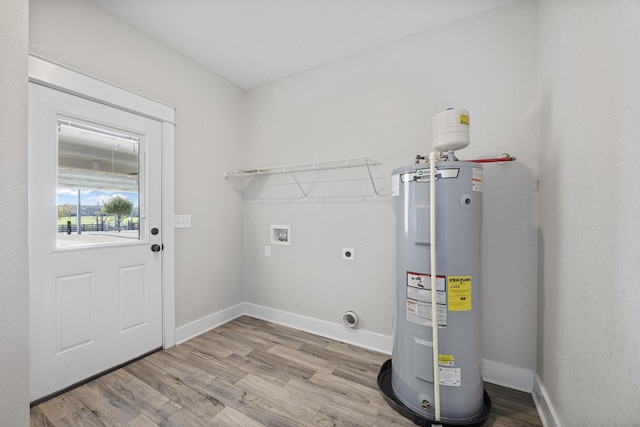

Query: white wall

[243,0,539,375]
[0,0,29,424]
[537,0,640,425]
[29,0,245,328]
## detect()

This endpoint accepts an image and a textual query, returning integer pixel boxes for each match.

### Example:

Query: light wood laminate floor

[30,316,542,426]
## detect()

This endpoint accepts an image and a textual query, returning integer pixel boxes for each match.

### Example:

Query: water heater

[378,109,491,426]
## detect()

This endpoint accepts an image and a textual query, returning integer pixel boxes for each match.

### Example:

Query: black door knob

[151,244,161,252]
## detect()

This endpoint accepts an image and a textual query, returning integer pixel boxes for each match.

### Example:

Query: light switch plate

[174,214,191,228]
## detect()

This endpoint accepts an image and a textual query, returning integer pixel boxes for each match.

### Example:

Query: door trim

[29,54,176,348]
[29,54,175,124]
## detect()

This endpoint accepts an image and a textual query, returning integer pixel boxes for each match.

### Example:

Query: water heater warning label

[438,354,455,367]
[439,367,461,386]
[448,276,472,311]
[407,272,445,291]
[406,272,447,327]
[472,168,483,192]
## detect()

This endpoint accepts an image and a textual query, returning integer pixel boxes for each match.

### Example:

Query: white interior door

[29,82,164,402]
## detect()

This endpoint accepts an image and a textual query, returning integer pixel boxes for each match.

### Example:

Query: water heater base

[377,359,492,427]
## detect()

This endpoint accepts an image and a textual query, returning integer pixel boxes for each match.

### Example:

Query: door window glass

[57,118,142,247]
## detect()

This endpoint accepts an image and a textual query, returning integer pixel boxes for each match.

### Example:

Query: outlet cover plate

[342,247,355,261]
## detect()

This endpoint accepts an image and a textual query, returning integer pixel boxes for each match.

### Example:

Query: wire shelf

[224,156,382,196]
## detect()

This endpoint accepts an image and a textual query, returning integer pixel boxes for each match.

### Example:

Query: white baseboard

[532,373,561,427]
[175,302,392,353]
[242,303,393,354]
[175,303,245,344]
[482,358,534,393]
[174,303,535,394]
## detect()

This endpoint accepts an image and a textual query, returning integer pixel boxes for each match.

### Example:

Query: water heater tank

[378,160,490,426]
[432,108,470,152]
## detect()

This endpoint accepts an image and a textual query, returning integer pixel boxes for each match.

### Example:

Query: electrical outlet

[342,248,355,261]
[264,245,271,257]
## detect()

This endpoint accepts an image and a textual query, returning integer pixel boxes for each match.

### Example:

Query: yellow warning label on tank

[448,276,472,311]
[460,114,470,125]
[439,354,455,366]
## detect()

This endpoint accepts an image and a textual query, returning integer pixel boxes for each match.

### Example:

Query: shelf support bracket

[290,172,309,198]
[365,163,379,196]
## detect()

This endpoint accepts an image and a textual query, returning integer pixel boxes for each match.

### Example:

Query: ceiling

[90,0,517,89]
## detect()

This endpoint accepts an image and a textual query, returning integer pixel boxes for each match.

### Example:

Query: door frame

[28,54,176,348]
